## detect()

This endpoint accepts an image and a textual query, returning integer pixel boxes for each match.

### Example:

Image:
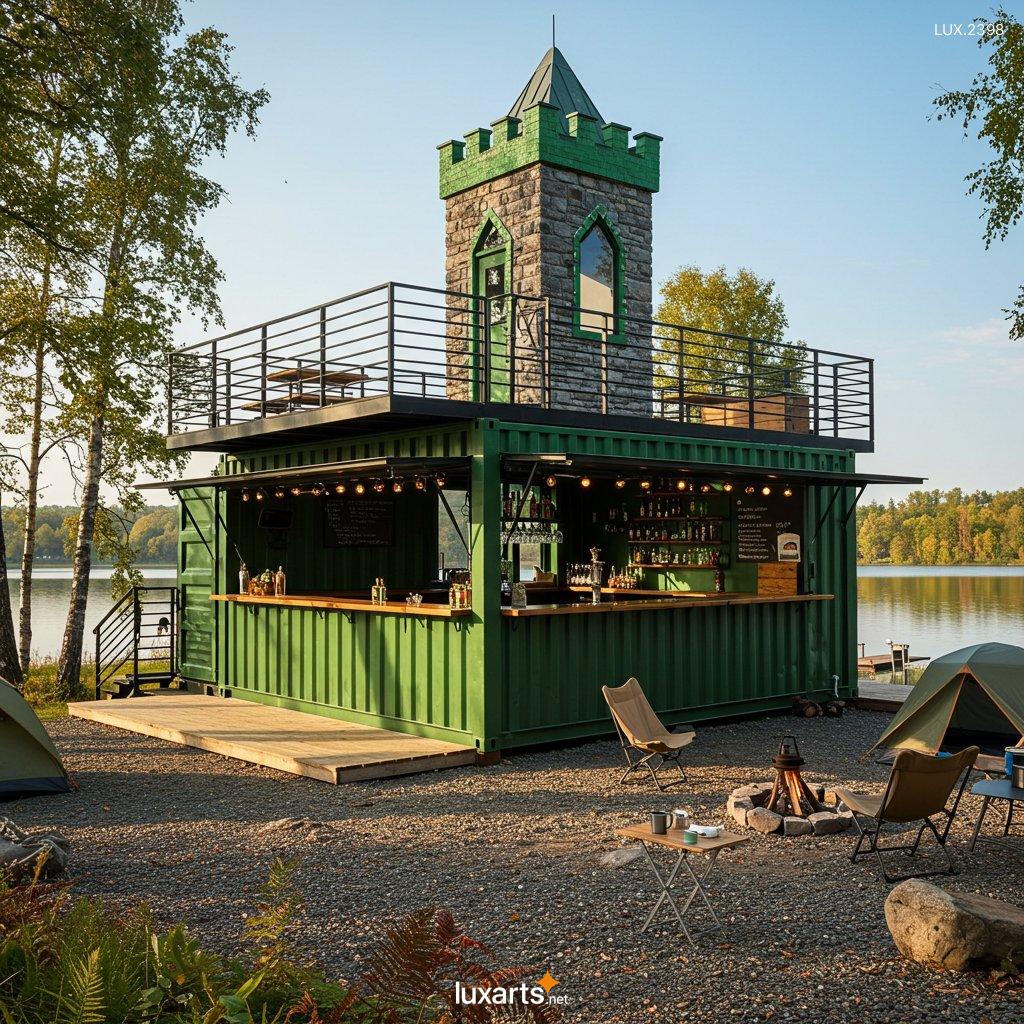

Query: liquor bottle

[530,492,538,519]
[274,566,286,597]
[239,562,250,595]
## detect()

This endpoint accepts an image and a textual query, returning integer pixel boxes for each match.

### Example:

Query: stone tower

[438,47,661,412]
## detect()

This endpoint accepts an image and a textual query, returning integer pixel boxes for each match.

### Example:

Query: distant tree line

[2,505,177,566]
[857,489,1024,565]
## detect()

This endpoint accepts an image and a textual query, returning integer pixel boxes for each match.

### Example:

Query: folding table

[968,778,1024,850]
[615,823,749,944]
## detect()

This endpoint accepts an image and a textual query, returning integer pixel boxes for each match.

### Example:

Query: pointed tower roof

[508,47,604,131]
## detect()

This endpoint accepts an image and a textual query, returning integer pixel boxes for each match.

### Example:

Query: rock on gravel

[808,810,849,835]
[783,815,813,837]
[727,796,753,826]
[746,806,783,833]
[885,878,1024,972]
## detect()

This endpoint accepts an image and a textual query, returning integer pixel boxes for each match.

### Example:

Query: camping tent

[0,679,69,799]
[869,643,1024,757]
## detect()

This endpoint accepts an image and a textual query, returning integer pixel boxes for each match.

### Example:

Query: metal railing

[93,586,177,699]
[168,282,874,444]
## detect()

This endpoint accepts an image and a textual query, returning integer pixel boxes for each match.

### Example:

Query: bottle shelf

[634,563,720,570]
[631,515,724,523]
[502,519,560,525]
[627,540,726,546]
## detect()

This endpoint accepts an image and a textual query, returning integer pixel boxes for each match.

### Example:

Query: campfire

[765,736,822,818]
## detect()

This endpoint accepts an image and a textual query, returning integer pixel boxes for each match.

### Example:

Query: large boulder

[727,796,754,827]
[885,879,1024,972]
[808,811,849,836]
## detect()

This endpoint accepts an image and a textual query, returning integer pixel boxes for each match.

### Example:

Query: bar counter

[210,593,473,618]
[501,593,833,617]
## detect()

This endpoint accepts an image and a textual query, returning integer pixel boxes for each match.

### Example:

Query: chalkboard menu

[324,497,394,548]
[735,492,803,563]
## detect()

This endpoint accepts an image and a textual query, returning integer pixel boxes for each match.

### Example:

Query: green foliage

[857,488,1024,565]
[2,505,176,565]
[933,8,1024,339]
[654,265,805,393]
[0,868,556,1024]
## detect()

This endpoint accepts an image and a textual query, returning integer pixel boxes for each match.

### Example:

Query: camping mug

[650,811,669,835]
[670,809,690,831]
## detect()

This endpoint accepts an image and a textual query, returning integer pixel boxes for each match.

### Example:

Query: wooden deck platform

[67,692,476,784]
[855,681,911,712]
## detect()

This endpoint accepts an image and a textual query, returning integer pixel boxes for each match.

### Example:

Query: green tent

[0,678,69,799]
[869,643,1024,757]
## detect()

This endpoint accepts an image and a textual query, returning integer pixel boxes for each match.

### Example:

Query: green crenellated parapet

[438,100,662,199]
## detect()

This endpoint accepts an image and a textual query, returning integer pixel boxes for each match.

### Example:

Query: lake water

[4,564,1024,662]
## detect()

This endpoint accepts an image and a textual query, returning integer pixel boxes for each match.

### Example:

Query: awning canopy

[500,453,924,488]
[137,456,470,492]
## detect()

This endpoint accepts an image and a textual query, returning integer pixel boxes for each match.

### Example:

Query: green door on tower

[473,247,509,403]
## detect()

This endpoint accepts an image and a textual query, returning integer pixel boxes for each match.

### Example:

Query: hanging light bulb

[435,472,446,489]
[761,485,772,496]
[354,481,366,495]
[311,482,326,497]
[372,479,385,494]
[545,474,557,488]
[273,485,286,499]
[290,485,302,497]
[614,478,626,490]
[392,478,404,494]
[700,483,711,494]
[676,479,687,491]
[254,488,266,502]
[579,475,591,488]
[640,479,651,491]
[334,482,346,495]
[722,482,734,493]
[783,486,793,498]
[744,485,756,495]
[241,488,250,502]
[414,476,426,491]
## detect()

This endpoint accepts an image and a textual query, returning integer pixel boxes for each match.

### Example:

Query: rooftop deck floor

[67,692,476,784]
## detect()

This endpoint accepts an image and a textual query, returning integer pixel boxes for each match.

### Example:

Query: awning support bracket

[842,484,868,527]
[438,487,470,558]
[810,486,844,547]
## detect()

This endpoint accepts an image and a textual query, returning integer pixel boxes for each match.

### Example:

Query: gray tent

[0,679,69,799]
[869,643,1024,757]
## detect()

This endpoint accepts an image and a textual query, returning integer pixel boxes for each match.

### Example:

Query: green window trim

[572,204,627,343]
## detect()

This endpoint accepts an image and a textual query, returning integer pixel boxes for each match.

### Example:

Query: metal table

[968,778,1024,850]
[615,823,749,944]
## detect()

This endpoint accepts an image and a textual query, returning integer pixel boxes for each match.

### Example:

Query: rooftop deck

[167,282,875,453]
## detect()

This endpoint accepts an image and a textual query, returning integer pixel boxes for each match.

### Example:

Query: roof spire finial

[552,14,555,49]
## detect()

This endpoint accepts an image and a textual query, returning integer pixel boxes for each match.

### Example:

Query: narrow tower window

[574,209,624,339]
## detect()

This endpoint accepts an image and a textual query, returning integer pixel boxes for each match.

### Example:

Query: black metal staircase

[93,585,179,699]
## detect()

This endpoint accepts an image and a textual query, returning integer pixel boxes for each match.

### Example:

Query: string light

[744,486,756,495]
[640,479,651,491]
[354,481,366,495]
[700,483,711,494]
[311,482,326,497]
[783,486,793,498]
[241,488,251,503]
[676,479,687,491]
[334,482,346,495]
[414,476,426,491]
[273,486,286,499]
[392,479,404,494]
[372,479,385,494]
[722,482,734,493]
[579,476,591,489]
[254,488,266,502]
[614,478,626,489]
[435,472,446,489]
[545,475,557,488]
[761,485,772,497]
[290,485,302,497]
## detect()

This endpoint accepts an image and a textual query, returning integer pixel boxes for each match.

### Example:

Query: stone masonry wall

[444,162,653,414]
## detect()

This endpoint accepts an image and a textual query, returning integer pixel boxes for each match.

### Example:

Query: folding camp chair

[835,745,979,882]
[602,678,695,792]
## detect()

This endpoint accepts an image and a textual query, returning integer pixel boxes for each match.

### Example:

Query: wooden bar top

[210,593,472,618]
[501,593,833,617]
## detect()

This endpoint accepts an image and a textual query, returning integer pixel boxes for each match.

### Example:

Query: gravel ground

[9,709,1024,1023]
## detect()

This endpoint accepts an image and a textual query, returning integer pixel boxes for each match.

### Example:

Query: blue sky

[136,3,1024,500]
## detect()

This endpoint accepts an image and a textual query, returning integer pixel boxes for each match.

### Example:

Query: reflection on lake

[5,564,1024,664]
[5,566,176,662]
[857,566,1024,658]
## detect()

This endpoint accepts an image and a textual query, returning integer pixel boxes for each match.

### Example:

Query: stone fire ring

[726,782,855,838]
